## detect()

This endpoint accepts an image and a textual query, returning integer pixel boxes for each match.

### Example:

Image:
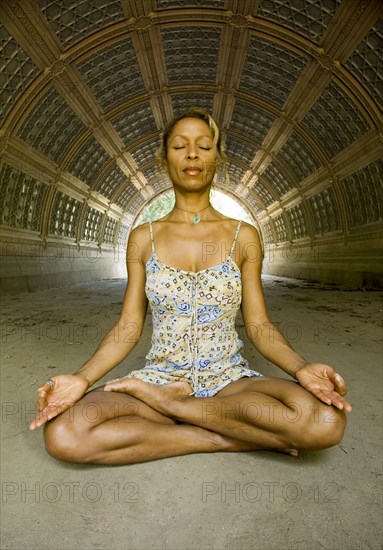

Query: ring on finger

[46,379,55,390]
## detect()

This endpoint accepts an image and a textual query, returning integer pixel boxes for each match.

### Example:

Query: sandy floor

[1,275,382,550]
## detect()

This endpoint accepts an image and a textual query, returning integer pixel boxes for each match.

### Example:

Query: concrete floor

[1,275,382,550]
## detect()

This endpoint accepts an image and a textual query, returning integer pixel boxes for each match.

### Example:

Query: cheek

[166,152,183,171]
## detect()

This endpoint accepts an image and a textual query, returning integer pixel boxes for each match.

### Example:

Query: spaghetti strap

[149,220,155,254]
[229,220,242,258]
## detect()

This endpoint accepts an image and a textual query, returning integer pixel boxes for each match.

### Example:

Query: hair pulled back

[156,107,226,168]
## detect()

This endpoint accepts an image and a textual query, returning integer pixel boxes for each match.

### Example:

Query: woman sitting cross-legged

[29,107,351,465]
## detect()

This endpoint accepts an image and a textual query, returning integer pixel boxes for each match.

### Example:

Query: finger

[105,378,120,386]
[315,389,352,412]
[332,373,347,396]
[36,382,55,411]
[104,379,132,393]
[36,390,49,412]
[329,395,345,410]
[29,401,70,430]
[104,382,126,392]
[37,380,56,393]
[29,414,46,430]
[332,394,352,412]
[104,386,128,394]
[310,389,332,406]
[29,409,51,430]
[104,378,128,389]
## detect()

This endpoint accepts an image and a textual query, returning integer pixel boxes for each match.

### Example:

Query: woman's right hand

[28,374,90,431]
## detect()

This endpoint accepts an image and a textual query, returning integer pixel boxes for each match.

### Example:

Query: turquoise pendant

[192,214,200,224]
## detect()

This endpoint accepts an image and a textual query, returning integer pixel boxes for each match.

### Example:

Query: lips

[183,166,202,175]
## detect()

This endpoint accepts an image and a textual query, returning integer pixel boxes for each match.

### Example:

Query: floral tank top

[127,219,263,397]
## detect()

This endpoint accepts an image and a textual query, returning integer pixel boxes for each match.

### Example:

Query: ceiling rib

[1,0,151,200]
[0,0,382,257]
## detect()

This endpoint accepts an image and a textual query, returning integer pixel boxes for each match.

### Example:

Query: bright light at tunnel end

[133,187,256,229]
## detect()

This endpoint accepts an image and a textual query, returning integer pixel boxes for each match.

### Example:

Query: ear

[161,159,168,172]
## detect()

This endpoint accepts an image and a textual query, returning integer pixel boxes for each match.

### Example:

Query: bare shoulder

[126,222,151,264]
[128,222,150,241]
[236,221,263,267]
[238,220,262,243]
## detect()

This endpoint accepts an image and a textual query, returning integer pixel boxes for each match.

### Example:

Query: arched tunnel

[1,3,383,549]
[1,0,382,292]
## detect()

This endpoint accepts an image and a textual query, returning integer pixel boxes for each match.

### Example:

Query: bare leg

[43,387,257,465]
[105,377,347,452]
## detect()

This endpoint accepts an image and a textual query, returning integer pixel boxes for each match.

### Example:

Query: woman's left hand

[295,363,352,412]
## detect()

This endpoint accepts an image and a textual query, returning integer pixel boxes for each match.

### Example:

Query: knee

[43,416,92,463]
[300,403,347,450]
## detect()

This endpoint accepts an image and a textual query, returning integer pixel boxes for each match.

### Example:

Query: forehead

[169,117,213,139]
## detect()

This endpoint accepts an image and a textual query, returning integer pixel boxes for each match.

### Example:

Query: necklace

[173,204,211,224]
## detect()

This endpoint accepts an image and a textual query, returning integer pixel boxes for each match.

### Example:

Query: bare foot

[104,379,299,457]
[175,422,299,456]
[222,437,299,457]
[275,448,299,457]
[104,378,192,416]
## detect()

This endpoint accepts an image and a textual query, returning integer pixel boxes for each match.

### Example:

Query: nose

[186,144,198,159]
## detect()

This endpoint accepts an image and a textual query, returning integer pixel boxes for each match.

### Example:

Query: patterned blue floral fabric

[127,219,263,397]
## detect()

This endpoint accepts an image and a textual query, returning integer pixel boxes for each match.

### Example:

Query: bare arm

[75,225,148,387]
[240,223,351,410]
[29,225,149,429]
[240,223,308,378]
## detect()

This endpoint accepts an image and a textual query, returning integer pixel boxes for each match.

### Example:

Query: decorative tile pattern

[262,162,294,196]
[162,27,221,85]
[258,0,341,44]
[301,80,370,158]
[68,136,110,185]
[307,187,340,235]
[340,160,383,228]
[112,103,157,146]
[273,213,288,242]
[346,20,383,107]
[244,192,264,215]
[151,178,171,194]
[129,140,159,169]
[0,26,40,122]
[286,202,308,239]
[49,191,82,238]
[38,0,124,48]
[0,164,47,231]
[81,205,104,242]
[253,180,275,208]
[141,167,170,193]
[103,216,119,245]
[223,174,239,193]
[240,35,307,107]
[225,134,258,164]
[117,224,129,249]
[124,193,146,216]
[277,131,321,182]
[227,163,246,184]
[17,88,85,164]
[77,40,145,111]
[156,0,224,8]
[114,183,139,210]
[230,100,275,145]
[142,166,159,185]
[94,164,125,200]
[172,94,215,116]
[260,220,273,244]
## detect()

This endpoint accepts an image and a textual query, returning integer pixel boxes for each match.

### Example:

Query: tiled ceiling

[0,0,382,249]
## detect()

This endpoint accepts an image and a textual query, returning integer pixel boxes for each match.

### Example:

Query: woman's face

[164,117,217,189]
